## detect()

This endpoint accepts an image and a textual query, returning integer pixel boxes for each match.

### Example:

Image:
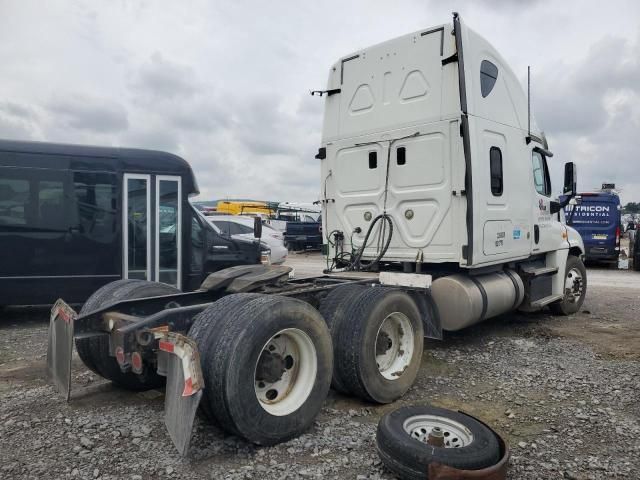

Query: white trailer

[47,13,586,457]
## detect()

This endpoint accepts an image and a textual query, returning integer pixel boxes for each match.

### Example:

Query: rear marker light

[115,347,126,365]
[131,352,143,373]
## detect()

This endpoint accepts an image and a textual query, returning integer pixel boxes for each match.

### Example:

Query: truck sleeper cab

[0,139,269,306]
[47,14,586,461]
[318,12,586,324]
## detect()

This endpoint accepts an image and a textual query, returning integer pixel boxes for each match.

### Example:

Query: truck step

[530,294,564,309]
[520,266,559,277]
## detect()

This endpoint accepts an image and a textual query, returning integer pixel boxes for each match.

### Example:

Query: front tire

[549,255,587,315]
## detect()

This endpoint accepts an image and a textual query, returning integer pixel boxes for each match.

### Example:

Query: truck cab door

[531,149,565,254]
[203,221,242,273]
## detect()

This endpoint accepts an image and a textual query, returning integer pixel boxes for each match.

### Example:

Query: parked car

[207,215,288,264]
[0,139,270,306]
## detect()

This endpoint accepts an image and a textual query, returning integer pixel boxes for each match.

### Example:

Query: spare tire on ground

[376,405,502,480]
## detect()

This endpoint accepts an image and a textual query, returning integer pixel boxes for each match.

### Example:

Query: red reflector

[115,347,125,365]
[159,340,174,353]
[182,377,194,397]
[131,352,143,371]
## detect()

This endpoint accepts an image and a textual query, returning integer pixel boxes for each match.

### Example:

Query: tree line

[623,202,640,214]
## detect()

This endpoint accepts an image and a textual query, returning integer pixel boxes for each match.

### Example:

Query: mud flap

[156,332,204,457]
[46,299,78,401]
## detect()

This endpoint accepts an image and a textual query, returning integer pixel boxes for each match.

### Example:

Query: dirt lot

[1,254,639,479]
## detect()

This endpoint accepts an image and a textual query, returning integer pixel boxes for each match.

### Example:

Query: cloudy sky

[1,0,638,204]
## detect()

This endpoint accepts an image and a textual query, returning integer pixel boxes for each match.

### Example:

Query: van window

[0,178,29,226]
[489,147,503,196]
[532,151,551,196]
[38,180,65,230]
[73,173,117,236]
[480,60,499,98]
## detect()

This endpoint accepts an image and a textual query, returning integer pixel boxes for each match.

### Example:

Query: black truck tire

[333,288,424,403]
[196,294,333,445]
[188,293,264,423]
[76,279,180,390]
[376,405,501,479]
[549,255,587,315]
[319,284,366,393]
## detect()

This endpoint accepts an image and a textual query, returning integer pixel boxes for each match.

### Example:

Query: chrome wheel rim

[403,414,474,447]
[375,312,414,381]
[254,328,317,416]
[564,267,584,303]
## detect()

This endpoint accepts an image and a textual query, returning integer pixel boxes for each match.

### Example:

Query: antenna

[527,65,531,137]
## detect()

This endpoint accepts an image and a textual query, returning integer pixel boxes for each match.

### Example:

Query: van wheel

[75,279,180,390]
[193,294,332,444]
[376,405,501,479]
[319,284,366,393]
[550,256,587,315]
[333,288,423,403]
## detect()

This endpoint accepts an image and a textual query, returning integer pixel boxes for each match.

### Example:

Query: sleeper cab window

[368,151,377,169]
[489,147,503,196]
[396,146,406,165]
[480,60,498,98]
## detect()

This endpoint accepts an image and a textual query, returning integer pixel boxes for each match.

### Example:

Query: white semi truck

[47,13,586,457]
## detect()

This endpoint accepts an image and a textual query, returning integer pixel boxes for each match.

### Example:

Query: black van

[0,139,270,306]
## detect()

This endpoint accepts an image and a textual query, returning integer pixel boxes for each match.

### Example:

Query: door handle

[212,245,229,250]
[69,226,83,234]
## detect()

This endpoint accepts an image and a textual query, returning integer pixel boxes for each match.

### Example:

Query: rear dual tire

[75,279,180,391]
[189,294,333,445]
[321,286,424,403]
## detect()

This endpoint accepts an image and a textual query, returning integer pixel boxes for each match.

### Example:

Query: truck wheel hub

[375,312,414,381]
[254,328,318,416]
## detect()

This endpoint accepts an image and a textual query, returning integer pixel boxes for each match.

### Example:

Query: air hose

[351,213,393,271]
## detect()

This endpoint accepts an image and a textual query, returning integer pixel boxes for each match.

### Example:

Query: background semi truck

[48,13,586,456]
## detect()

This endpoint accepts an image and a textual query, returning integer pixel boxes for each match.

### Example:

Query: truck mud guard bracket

[46,299,78,401]
[155,331,204,457]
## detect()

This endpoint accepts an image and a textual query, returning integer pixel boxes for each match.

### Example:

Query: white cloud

[0,0,639,203]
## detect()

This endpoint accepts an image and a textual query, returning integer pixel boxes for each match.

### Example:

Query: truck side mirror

[253,217,262,239]
[563,162,577,196]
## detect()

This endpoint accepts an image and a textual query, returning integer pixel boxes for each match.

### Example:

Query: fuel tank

[431,270,524,331]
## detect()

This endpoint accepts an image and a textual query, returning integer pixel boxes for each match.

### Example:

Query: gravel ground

[1,254,639,480]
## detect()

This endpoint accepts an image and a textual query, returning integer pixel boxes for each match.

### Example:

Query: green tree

[623,202,640,214]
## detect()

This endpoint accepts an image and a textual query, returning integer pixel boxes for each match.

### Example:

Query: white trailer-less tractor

[47,14,586,457]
